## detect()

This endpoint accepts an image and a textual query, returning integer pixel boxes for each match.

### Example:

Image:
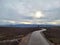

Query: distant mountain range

[0,24,60,28]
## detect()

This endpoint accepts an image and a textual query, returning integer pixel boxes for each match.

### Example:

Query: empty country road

[28,29,50,45]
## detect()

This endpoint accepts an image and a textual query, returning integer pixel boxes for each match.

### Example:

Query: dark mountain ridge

[0,24,59,28]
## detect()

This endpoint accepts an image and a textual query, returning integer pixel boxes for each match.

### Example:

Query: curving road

[28,29,50,45]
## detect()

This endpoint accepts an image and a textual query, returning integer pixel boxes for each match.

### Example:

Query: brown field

[0,27,41,40]
[43,26,60,44]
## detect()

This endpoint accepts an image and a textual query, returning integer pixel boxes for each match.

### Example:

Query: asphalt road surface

[28,29,50,45]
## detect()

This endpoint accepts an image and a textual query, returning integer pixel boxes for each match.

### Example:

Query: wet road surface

[28,30,50,45]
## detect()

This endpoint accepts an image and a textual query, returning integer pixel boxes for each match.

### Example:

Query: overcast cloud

[0,0,60,24]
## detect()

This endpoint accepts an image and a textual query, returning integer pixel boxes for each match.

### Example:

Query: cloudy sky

[0,0,60,25]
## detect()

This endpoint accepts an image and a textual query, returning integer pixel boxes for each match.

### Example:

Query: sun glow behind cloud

[34,11,44,18]
[19,22,32,24]
[51,20,60,24]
